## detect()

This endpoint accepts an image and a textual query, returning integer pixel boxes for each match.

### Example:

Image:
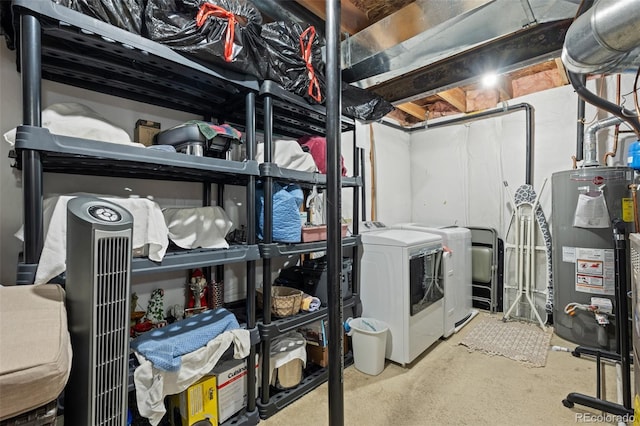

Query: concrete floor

[54,312,633,425]
[262,312,633,426]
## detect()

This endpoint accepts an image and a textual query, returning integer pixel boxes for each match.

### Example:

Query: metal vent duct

[340,0,581,103]
[561,0,640,74]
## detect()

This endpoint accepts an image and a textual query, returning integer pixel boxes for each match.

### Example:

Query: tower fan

[65,197,133,425]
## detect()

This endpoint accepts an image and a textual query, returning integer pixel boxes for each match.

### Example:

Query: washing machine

[393,224,477,337]
[360,222,445,366]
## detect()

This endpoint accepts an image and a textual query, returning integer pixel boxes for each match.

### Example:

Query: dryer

[360,223,444,366]
[393,224,477,337]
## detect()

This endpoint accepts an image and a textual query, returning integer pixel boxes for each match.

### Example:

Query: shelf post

[261,95,274,403]
[20,13,44,271]
[245,91,258,413]
[325,0,344,425]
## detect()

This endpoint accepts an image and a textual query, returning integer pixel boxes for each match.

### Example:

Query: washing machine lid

[393,223,471,243]
[360,229,442,246]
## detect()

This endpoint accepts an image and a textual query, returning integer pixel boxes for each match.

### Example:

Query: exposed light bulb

[482,72,498,87]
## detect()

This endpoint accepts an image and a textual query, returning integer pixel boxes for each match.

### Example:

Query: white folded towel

[255,139,318,172]
[15,194,169,284]
[162,206,234,250]
[3,102,143,147]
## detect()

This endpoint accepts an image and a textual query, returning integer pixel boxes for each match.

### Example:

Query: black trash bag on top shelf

[261,21,326,104]
[144,0,268,79]
[342,83,395,123]
[52,0,145,34]
[260,20,394,121]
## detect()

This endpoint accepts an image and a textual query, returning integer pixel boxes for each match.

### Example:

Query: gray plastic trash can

[347,318,389,375]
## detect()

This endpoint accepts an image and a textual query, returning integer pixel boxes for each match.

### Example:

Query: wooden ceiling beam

[396,102,427,121]
[295,0,371,34]
[436,88,466,113]
[554,58,570,86]
[497,75,513,102]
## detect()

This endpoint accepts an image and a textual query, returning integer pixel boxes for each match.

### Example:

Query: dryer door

[409,246,444,316]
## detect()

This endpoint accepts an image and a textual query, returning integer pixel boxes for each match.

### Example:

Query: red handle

[299,26,322,103]
[196,3,236,63]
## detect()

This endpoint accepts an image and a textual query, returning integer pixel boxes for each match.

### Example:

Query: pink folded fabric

[297,135,347,176]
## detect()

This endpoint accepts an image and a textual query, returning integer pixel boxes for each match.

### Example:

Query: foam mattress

[0,284,71,420]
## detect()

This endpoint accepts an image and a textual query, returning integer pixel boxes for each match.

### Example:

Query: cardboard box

[211,359,258,424]
[299,319,328,346]
[169,375,217,426]
[306,338,349,368]
[134,119,161,147]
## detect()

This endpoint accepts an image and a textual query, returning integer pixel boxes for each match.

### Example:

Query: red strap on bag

[196,3,236,63]
[299,26,322,103]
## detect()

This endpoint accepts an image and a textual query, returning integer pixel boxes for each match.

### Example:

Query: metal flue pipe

[582,115,625,166]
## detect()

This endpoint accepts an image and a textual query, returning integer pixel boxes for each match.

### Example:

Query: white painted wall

[408,75,638,240]
[355,121,411,224]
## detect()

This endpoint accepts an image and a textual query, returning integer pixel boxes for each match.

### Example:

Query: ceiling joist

[436,88,466,113]
[295,0,371,34]
[554,58,570,86]
[396,102,427,121]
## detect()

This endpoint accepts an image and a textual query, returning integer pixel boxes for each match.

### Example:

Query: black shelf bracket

[257,295,358,340]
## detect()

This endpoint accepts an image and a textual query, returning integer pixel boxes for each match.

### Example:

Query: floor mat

[459,317,553,367]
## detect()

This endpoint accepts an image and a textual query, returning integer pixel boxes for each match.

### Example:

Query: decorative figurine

[171,304,185,321]
[187,269,209,310]
[146,288,165,324]
[131,292,139,315]
[212,280,225,308]
[189,276,207,309]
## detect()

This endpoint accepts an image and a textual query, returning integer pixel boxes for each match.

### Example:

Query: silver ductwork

[342,0,581,91]
[582,116,624,166]
[562,0,640,74]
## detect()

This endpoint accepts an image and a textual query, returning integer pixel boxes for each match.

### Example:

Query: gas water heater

[552,166,636,351]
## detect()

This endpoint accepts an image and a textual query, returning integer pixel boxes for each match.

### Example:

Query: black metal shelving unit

[9,0,357,423]
[255,78,363,419]
[8,1,264,424]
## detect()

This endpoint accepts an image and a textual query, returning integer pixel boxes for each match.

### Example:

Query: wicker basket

[257,286,303,317]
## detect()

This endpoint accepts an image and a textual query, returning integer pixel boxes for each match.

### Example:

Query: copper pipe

[602,125,619,165]
[602,74,622,165]
[571,155,578,169]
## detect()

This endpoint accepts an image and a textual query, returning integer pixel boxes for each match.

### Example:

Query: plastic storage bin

[347,318,389,376]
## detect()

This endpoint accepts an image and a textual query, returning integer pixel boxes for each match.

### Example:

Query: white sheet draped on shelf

[3,102,143,147]
[14,194,169,284]
[255,139,317,172]
[162,206,234,249]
